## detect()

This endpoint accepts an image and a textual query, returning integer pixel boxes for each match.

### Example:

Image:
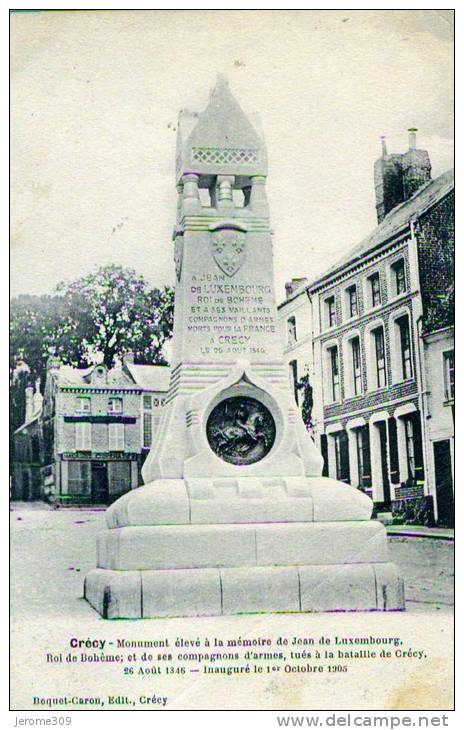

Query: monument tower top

[176,74,268,184]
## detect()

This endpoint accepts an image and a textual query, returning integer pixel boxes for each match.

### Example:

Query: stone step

[105,477,373,528]
[96,520,388,571]
[84,562,405,619]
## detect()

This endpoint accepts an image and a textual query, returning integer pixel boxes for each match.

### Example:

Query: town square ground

[10,505,453,711]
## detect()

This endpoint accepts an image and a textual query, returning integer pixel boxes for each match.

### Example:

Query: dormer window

[287,316,297,345]
[91,364,107,385]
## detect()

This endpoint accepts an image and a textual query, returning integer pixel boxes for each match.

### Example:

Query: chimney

[25,384,34,422]
[374,136,404,223]
[402,128,432,200]
[374,130,432,223]
[123,352,135,365]
[285,278,308,300]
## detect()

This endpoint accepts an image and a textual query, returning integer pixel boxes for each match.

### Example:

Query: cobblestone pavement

[10,507,454,617]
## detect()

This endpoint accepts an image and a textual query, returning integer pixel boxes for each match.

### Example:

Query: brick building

[278,132,454,525]
[13,355,170,504]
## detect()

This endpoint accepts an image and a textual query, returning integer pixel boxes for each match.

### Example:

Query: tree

[10,266,174,477]
[296,372,314,432]
[10,293,94,384]
[57,265,174,368]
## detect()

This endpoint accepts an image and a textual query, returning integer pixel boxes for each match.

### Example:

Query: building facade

[13,355,170,504]
[278,277,311,409]
[278,133,454,526]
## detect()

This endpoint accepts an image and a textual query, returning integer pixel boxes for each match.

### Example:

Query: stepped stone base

[84,478,405,619]
[84,562,404,619]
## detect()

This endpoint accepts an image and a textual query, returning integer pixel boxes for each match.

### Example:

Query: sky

[10,9,454,302]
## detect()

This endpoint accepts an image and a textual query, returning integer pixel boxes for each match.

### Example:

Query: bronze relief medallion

[206,396,276,465]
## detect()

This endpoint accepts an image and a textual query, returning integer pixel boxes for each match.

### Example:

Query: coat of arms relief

[210,228,247,276]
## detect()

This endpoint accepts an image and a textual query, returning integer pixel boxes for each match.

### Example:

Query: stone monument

[84,77,404,618]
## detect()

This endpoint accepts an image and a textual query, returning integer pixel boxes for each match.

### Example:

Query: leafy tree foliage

[10,293,94,384]
[296,372,314,432]
[10,266,174,436]
[57,265,174,368]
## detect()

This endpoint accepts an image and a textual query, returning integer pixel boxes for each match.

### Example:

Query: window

[328,347,340,401]
[143,395,153,448]
[405,418,416,481]
[369,273,381,307]
[347,285,358,318]
[392,259,406,295]
[333,431,350,483]
[75,422,91,451]
[334,434,342,480]
[355,427,372,489]
[75,396,90,414]
[109,423,124,451]
[289,360,298,403]
[287,316,297,345]
[108,396,122,414]
[326,296,336,328]
[68,461,91,496]
[108,461,131,496]
[443,350,455,401]
[143,413,153,448]
[351,337,362,395]
[397,316,412,380]
[373,327,387,388]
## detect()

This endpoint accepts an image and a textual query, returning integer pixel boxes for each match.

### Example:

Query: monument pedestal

[84,76,404,619]
[84,477,404,618]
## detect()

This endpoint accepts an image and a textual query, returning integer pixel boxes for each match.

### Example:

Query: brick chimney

[401,128,432,200]
[374,137,404,223]
[374,130,432,223]
[285,278,308,300]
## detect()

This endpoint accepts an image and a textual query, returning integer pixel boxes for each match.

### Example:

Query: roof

[125,364,171,391]
[53,363,171,391]
[176,75,267,179]
[14,412,41,435]
[307,168,454,291]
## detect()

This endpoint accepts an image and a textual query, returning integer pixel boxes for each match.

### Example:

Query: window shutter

[361,425,372,488]
[388,417,400,484]
[109,423,124,451]
[411,411,425,482]
[320,434,329,477]
[76,422,91,451]
[339,430,351,483]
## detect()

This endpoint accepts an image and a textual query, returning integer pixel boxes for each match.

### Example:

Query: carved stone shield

[211,229,246,277]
